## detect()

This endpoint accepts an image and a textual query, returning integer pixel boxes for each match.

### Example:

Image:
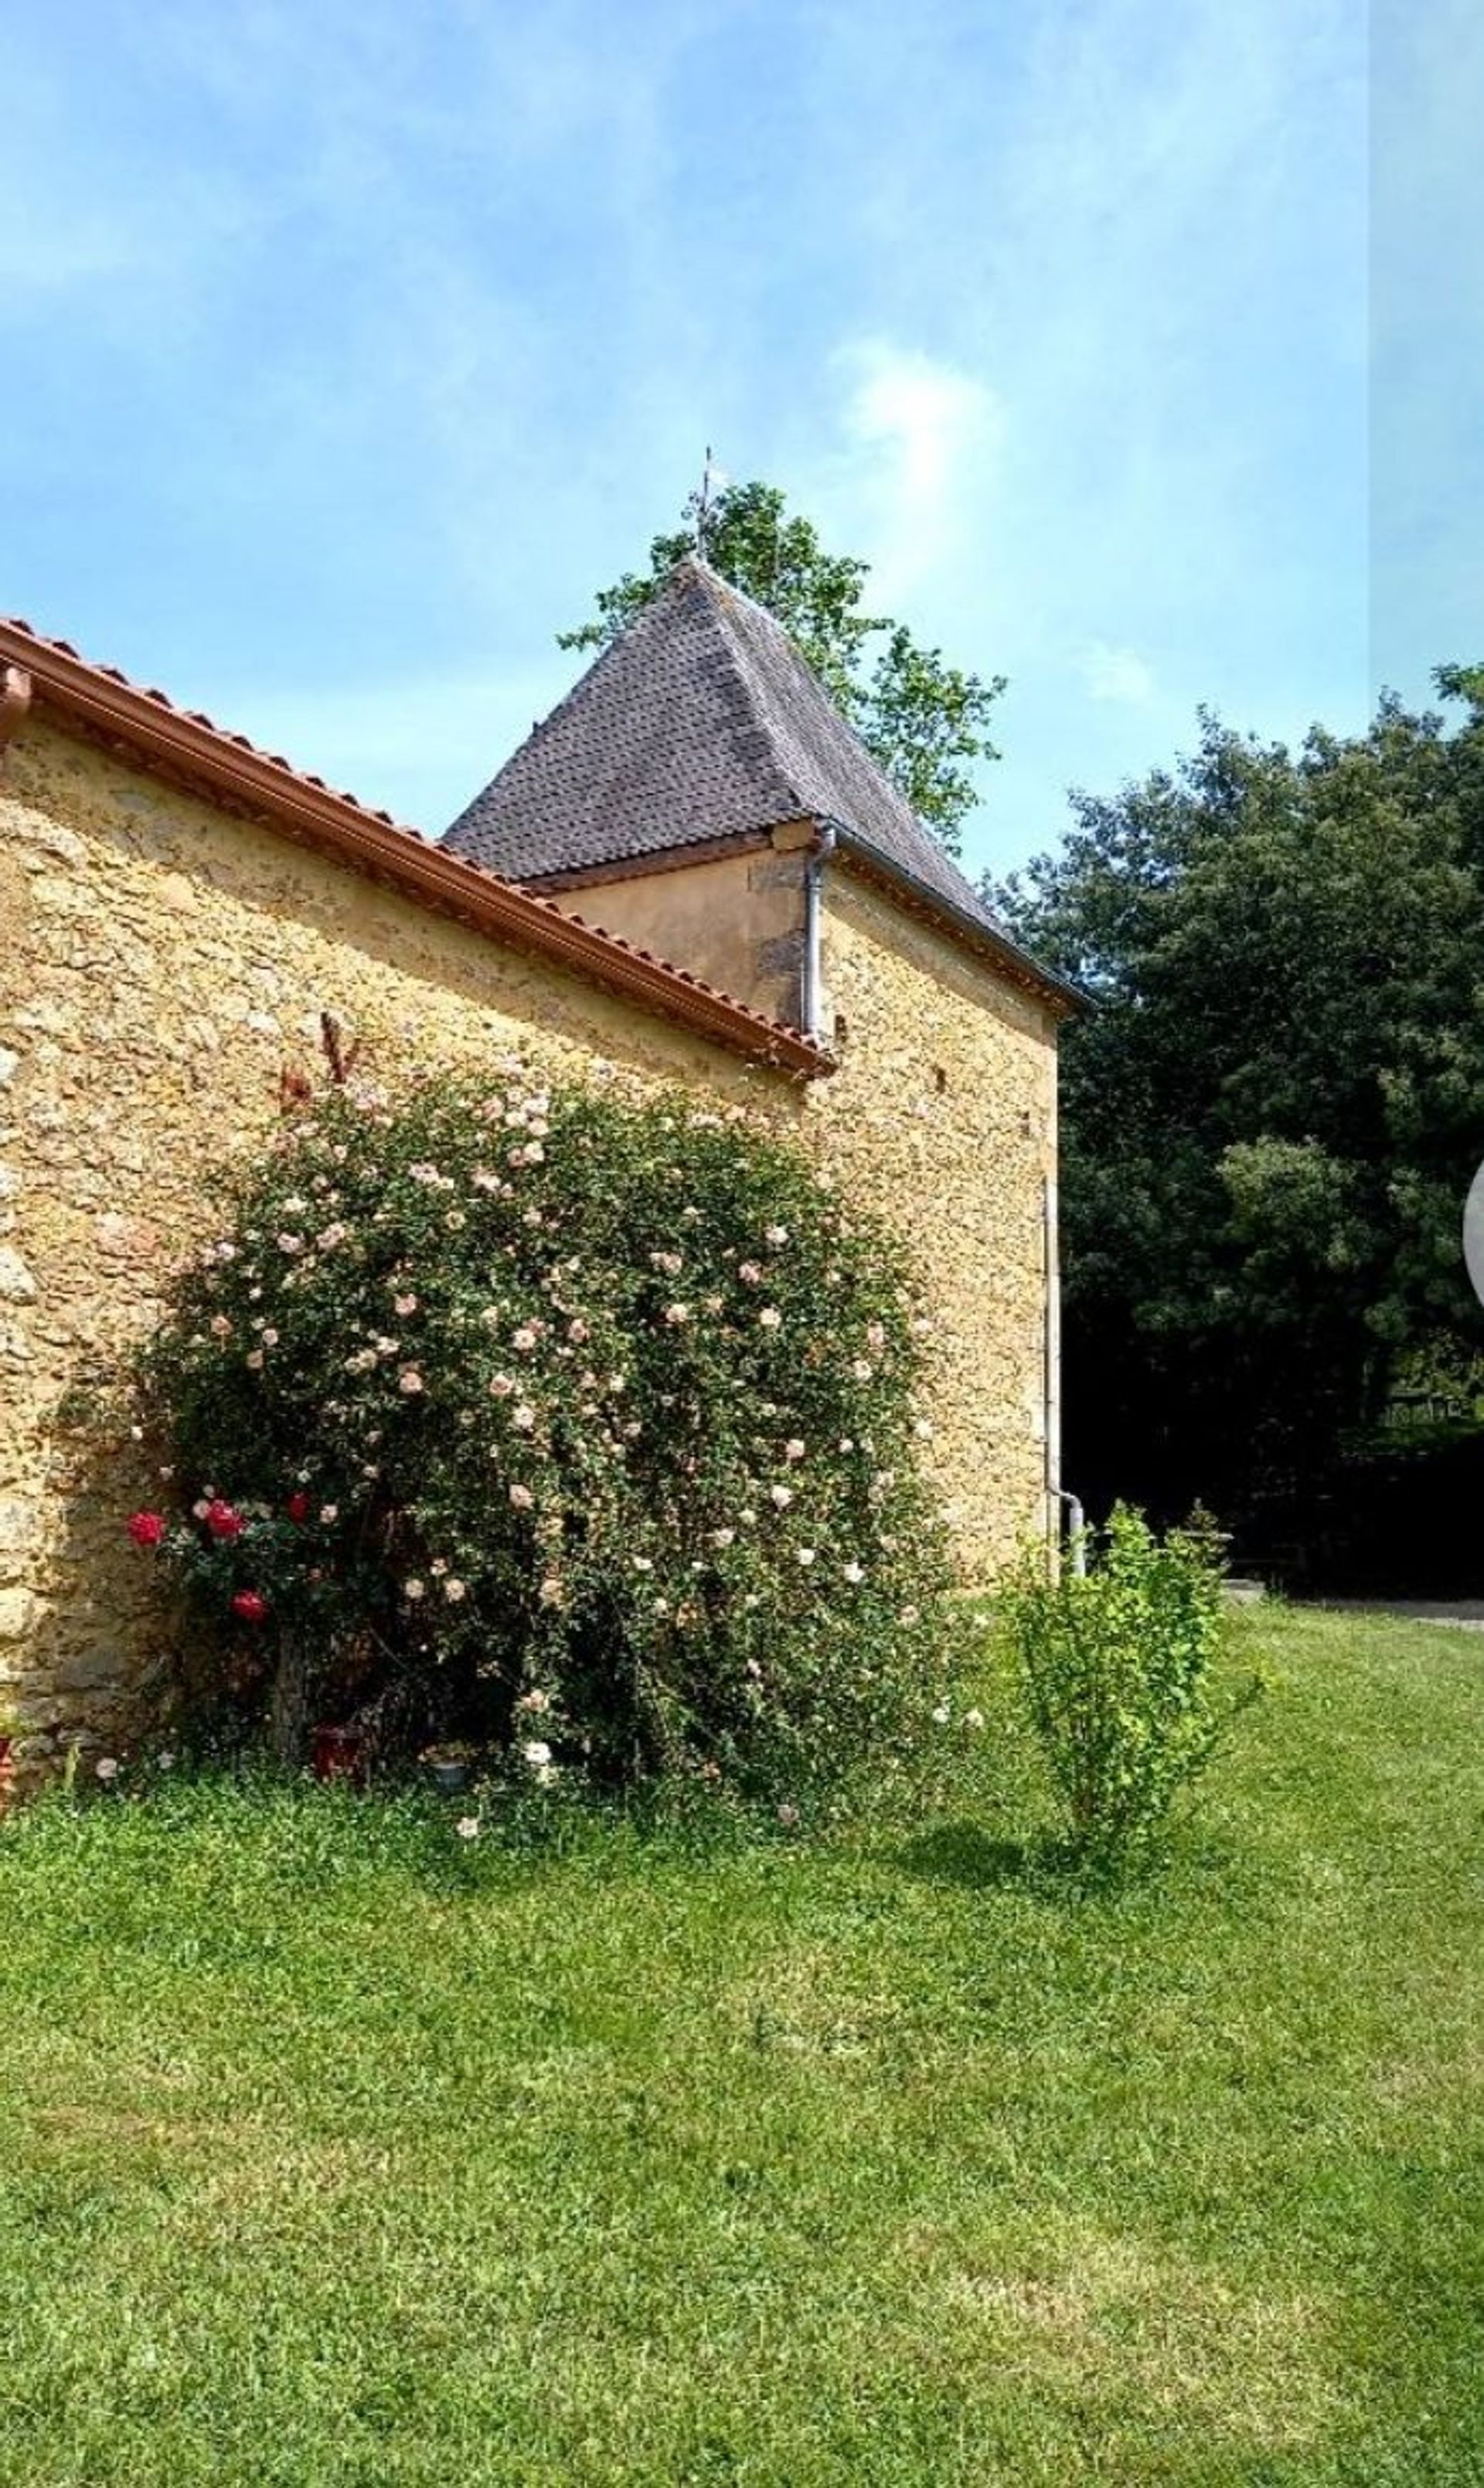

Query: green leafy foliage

[128,1069,948,1799]
[1000,1505,1234,1862]
[993,673,1484,1539]
[559,479,1004,852]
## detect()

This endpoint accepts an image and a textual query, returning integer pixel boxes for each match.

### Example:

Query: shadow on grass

[896,1817,1067,1893]
[893,1815,1177,1902]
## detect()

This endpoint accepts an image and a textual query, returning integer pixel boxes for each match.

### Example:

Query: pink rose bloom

[398,1369,424,1395]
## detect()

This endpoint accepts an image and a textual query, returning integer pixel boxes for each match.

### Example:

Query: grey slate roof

[442,557,1012,942]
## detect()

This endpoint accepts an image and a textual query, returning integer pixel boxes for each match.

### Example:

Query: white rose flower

[405,1579,426,1601]
[522,1740,552,1768]
[768,1484,793,1509]
[758,1307,782,1331]
[455,1816,481,1841]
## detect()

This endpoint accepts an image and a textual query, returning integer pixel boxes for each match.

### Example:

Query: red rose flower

[204,1499,244,1541]
[231,1589,267,1624]
[285,1492,310,1525]
[126,1511,165,1549]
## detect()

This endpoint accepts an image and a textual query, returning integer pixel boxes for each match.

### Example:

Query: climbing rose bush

[130,1068,949,1797]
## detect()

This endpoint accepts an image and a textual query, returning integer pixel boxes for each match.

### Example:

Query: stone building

[0,566,1072,1762]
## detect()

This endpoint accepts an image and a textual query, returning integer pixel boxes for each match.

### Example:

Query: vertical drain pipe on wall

[1043,1172,1085,1574]
[1043,1171,1061,1565]
[802,820,839,1045]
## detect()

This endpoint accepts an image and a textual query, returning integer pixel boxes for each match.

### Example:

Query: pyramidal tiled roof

[442,556,1013,943]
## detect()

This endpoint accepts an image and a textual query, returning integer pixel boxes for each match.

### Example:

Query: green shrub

[1000,1504,1230,1860]
[125,1068,948,1801]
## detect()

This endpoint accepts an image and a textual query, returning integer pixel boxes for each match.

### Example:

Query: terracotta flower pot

[311,1725,367,1784]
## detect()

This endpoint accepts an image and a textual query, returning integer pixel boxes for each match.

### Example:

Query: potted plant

[420,1740,477,1795]
[311,1722,369,1785]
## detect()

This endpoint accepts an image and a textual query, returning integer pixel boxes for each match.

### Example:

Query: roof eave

[0,619,834,1082]
[820,822,1079,1017]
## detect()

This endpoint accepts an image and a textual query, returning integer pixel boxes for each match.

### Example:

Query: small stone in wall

[0,1589,36,1642]
[0,1248,36,1302]
[94,1212,160,1259]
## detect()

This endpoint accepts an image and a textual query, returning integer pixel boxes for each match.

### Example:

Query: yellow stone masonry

[0,718,1057,1765]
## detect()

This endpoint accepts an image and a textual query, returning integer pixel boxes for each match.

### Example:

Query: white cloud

[1081,640,1157,705]
[830,340,1002,598]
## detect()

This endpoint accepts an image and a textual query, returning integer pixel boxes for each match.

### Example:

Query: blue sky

[2,0,1471,882]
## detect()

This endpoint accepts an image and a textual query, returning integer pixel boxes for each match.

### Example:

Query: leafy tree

[994,672,1484,1550]
[560,479,1004,854]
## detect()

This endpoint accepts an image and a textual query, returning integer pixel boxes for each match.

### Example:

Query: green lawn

[0,1607,1480,2486]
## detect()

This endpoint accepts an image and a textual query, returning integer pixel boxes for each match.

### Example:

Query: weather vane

[695,445,723,561]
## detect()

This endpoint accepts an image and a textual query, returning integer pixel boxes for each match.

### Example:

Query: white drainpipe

[1043,1174,1085,1574]
[802,820,839,1043]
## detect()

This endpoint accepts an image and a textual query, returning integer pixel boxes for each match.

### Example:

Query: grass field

[0,1606,1480,2485]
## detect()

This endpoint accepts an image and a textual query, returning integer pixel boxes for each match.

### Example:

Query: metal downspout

[802,820,839,1044]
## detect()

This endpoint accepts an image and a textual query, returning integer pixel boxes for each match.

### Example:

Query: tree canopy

[995,669,1484,1553]
[560,479,1004,854]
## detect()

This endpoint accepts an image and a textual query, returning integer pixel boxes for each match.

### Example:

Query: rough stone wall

[0,723,782,1768]
[545,826,811,1030]
[808,864,1058,1575]
[0,724,1057,1764]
